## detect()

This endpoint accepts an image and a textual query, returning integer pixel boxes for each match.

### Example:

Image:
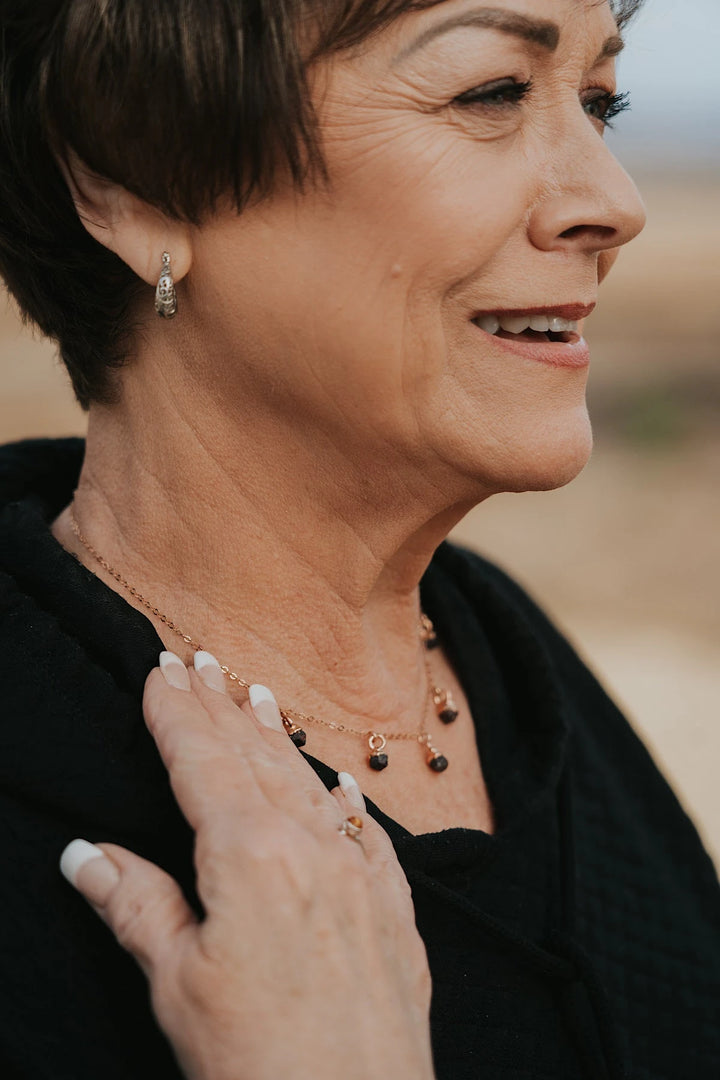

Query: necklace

[68,508,460,773]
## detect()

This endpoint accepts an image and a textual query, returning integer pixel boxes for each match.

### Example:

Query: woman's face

[189,0,646,499]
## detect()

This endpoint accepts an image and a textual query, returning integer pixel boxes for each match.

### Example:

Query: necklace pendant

[433,686,458,724]
[428,751,449,772]
[368,732,389,771]
[419,733,448,772]
[282,714,307,748]
[420,613,439,649]
[426,746,449,772]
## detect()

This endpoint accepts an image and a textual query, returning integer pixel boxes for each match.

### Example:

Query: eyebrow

[596,34,625,62]
[392,7,625,66]
[392,8,561,64]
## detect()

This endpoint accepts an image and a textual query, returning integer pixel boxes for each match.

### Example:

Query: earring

[154,251,178,319]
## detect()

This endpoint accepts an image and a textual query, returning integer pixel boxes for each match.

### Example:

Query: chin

[501,410,594,494]
[442,404,594,498]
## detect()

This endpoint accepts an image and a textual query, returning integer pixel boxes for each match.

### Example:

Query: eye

[582,89,631,129]
[453,77,532,110]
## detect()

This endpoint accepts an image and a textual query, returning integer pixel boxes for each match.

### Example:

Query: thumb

[60,838,197,977]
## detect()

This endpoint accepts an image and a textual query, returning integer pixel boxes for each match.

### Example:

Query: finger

[241,681,352,826]
[192,650,228,693]
[144,663,269,825]
[330,786,415,908]
[189,672,342,823]
[336,771,366,811]
[150,655,344,836]
[159,650,191,690]
[248,683,285,732]
[60,839,197,978]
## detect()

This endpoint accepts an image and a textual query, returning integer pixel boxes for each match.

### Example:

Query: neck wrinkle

[65,361,481,734]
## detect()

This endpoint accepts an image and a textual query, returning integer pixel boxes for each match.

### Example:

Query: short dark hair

[0,0,645,409]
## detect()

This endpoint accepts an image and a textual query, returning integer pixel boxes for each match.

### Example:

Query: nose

[528,135,647,256]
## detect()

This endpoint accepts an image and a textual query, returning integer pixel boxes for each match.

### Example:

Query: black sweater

[0,437,718,1080]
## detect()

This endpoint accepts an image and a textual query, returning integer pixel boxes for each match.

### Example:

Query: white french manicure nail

[60,839,110,888]
[58,838,120,898]
[249,684,285,732]
[159,650,191,690]
[338,771,365,811]
[193,650,226,692]
[60,840,120,905]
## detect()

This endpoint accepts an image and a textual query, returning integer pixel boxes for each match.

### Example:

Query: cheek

[192,121,536,443]
[598,248,620,284]
[326,106,530,282]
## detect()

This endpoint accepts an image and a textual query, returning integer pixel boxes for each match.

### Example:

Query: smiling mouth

[470,303,595,344]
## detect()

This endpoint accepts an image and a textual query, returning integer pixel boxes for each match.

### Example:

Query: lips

[469,302,594,368]
[471,303,596,322]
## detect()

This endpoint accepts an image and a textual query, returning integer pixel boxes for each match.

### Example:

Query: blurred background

[1,0,718,862]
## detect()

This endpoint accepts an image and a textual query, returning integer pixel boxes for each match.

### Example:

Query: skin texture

[54,0,646,835]
[53,6,649,1070]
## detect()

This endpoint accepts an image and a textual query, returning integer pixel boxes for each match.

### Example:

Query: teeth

[499,316,530,334]
[475,313,579,336]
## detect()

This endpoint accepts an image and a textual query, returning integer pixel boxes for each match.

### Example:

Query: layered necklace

[69,508,460,773]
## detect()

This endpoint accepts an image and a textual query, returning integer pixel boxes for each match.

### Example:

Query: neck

[58,354,484,735]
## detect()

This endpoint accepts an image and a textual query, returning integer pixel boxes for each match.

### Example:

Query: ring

[338,814,364,845]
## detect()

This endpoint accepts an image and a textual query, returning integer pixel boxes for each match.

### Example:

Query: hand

[59,651,435,1080]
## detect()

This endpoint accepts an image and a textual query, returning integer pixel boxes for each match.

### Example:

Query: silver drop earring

[154,251,178,319]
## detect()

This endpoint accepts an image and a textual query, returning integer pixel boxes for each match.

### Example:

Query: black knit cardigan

[0,437,718,1080]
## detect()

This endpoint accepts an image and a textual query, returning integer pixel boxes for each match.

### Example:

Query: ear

[58,148,192,285]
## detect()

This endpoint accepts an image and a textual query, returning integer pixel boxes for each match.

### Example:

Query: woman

[0,0,718,1077]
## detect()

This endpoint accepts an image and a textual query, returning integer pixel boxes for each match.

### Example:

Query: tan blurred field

[1,172,719,865]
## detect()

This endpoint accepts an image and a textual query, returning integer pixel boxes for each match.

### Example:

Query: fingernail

[60,839,120,904]
[193,650,226,692]
[338,771,365,811]
[159,651,191,690]
[248,684,285,732]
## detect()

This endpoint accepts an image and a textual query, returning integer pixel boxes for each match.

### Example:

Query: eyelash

[582,89,631,128]
[454,78,533,109]
[453,79,632,129]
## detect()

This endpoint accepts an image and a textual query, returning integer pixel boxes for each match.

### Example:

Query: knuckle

[175,946,226,1012]
[304,784,336,816]
[108,872,176,957]
[259,769,334,818]
[195,814,317,896]
[110,892,147,954]
[193,827,243,887]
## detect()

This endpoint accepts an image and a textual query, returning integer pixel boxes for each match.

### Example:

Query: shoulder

[0,436,85,509]
[439,541,720,898]
[429,539,625,739]
[433,540,680,789]
[0,434,143,728]
[0,434,88,667]
[432,538,583,657]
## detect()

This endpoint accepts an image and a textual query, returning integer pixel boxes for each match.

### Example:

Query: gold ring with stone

[338,815,364,844]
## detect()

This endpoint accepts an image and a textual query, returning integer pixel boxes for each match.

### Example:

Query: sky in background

[607,0,720,167]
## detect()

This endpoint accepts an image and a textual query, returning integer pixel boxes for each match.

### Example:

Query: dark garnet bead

[369,752,389,771]
[424,635,440,650]
[439,706,458,724]
[428,753,449,772]
[288,727,307,748]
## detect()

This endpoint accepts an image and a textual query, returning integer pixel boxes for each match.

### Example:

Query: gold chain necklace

[68,508,460,773]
